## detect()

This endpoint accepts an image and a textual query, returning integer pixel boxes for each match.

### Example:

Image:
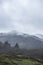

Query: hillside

[0,32,43,49]
[0,55,43,65]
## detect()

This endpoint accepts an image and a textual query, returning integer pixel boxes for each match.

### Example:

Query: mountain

[0,31,43,49]
[35,34,43,39]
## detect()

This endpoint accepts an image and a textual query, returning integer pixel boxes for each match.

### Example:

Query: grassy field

[0,55,43,65]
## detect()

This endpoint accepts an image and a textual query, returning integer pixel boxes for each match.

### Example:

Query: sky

[0,0,43,34]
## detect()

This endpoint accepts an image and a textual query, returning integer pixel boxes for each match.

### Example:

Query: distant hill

[0,31,43,49]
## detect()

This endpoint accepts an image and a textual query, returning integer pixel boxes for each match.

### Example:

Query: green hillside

[0,55,43,65]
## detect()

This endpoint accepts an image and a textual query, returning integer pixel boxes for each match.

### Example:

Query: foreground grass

[0,55,43,65]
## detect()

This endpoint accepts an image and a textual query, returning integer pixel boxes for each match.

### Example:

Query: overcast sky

[0,0,43,34]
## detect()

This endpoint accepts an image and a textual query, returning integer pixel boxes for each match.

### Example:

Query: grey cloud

[0,0,43,34]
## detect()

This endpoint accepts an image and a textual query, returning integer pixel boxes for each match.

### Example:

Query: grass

[0,55,43,65]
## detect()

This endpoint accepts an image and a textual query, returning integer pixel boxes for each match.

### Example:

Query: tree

[5,41,8,45]
[4,41,10,49]
[15,43,19,49]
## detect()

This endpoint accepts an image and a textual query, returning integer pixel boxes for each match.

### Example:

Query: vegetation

[0,41,43,65]
[0,55,43,65]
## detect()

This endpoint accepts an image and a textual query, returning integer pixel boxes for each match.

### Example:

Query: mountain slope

[35,34,43,39]
[0,31,43,49]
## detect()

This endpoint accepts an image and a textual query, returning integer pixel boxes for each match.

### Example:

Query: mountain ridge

[0,31,43,49]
